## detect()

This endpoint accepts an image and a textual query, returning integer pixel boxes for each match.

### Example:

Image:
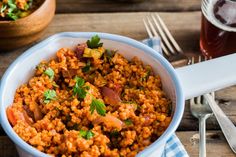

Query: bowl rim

[0,32,185,157]
[0,0,51,24]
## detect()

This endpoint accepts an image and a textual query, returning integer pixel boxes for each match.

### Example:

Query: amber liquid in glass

[200,0,236,58]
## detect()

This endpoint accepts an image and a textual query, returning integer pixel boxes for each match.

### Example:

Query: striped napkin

[142,37,189,157]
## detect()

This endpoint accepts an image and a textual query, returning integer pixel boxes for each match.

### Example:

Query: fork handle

[199,114,211,157]
[199,116,206,157]
[204,94,236,153]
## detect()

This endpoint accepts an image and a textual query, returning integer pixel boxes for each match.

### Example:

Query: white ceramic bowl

[1,32,236,157]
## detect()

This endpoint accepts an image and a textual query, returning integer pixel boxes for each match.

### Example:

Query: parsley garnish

[79,130,95,140]
[7,0,17,10]
[124,119,133,125]
[82,60,91,73]
[44,68,54,80]
[44,89,57,103]
[90,99,106,116]
[0,4,7,13]
[73,76,87,99]
[7,12,18,20]
[86,35,103,49]
[110,130,120,138]
[6,0,19,20]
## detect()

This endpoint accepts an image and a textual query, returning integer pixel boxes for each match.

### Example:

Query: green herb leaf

[79,130,95,140]
[77,88,87,99]
[124,119,133,125]
[90,99,106,116]
[7,12,18,20]
[0,4,7,13]
[79,130,87,138]
[24,3,29,10]
[110,130,120,138]
[44,90,57,103]
[74,76,85,87]
[44,68,54,80]
[73,76,87,98]
[82,60,91,73]
[86,35,103,49]
[86,130,95,139]
[7,0,16,10]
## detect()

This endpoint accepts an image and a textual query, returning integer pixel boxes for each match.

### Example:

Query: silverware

[190,56,213,157]
[143,13,191,66]
[199,0,236,153]
[204,94,236,154]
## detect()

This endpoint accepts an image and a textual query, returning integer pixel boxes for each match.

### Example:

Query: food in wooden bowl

[0,0,55,51]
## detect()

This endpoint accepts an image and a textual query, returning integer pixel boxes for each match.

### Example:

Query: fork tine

[147,16,159,37]
[190,57,195,103]
[144,16,171,57]
[155,13,184,53]
[151,14,176,55]
[196,56,202,104]
[143,19,153,38]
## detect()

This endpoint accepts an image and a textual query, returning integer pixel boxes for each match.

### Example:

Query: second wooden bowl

[0,0,56,51]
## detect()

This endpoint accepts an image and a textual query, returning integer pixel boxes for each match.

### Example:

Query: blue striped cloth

[142,37,189,157]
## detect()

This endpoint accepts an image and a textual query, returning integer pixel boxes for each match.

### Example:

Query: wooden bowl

[0,0,56,51]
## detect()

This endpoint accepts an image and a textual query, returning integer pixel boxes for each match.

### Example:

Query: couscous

[7,35,172,157]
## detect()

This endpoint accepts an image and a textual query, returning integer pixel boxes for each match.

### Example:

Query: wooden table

[1,1,236,157]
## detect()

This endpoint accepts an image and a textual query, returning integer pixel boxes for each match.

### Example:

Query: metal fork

[143,13,191,67]
[201,0,236,153]
[190,56,213,157]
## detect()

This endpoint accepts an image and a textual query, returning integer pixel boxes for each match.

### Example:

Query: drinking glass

[200,0,236,58]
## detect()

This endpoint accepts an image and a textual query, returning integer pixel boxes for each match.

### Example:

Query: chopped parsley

[86,35,103,49]
[0,4,7,13]
[6,0,18,20]
[8,0,17,10]
[44,90,57,103]
[124,119,133,125]
[90,98,106,116]
[73,76,87,99]
[110,130,120,138]
[82,60,91,73]
[79,130,95,140]
[44,68,54,80]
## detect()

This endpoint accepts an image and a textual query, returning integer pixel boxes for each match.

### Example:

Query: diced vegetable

[32,103,43,121]
[7,107,33,126]
[83,47,105,59]
[6,107,17,126]
[101,87,121,106]
[93,114,123,131]
[76,43,87,59]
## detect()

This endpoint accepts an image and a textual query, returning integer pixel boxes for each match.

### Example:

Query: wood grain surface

[1,131,235,157]
[56,0,201,13]
[0,12,235,132]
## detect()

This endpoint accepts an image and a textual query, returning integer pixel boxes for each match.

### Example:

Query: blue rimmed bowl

[1,32,235,157]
